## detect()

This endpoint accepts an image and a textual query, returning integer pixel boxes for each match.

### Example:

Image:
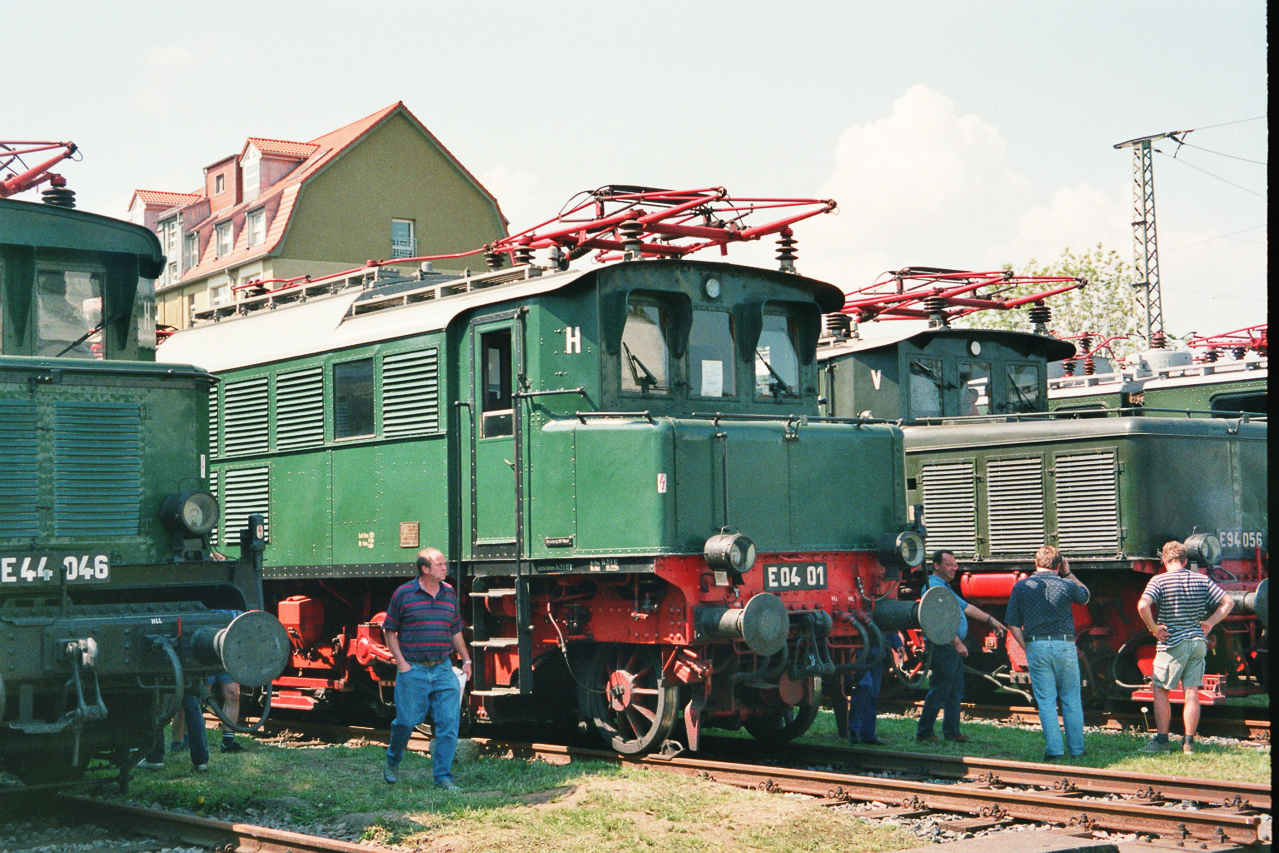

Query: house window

[247,209,265,247]
[215,174,226,194]
[211,284,230,306]
[391,219,415,258]
[242,148,260,198]
[184,233,199,269]
[216,222,233,257]
[334,358,375,439]
[167,262,178,285]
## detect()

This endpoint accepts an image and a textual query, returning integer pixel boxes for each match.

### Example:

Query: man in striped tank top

[1136,541,1233,754]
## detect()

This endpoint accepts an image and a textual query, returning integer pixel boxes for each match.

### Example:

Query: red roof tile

[131,189,203,207]
[243,137,320,159]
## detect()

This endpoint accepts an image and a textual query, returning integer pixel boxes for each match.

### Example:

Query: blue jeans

[847,662,884,741]
[1026,639,1085,757]
[917,641,964,739]
[386,661,461,783]
[146,691,209,768]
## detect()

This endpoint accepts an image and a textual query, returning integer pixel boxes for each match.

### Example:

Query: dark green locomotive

[1049,347,1267,417]
[818,325,1268,703]
[162,255,943,753]
[0,197,287,785]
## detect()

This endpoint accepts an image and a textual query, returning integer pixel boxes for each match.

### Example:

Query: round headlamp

[704,528,756,573]
[161,490,219,537]
[879,530,926,569]
[1184,533,1222,566]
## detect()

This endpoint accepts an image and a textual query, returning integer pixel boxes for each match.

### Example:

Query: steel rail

[50,793,390,853]
[477,741,1265,845]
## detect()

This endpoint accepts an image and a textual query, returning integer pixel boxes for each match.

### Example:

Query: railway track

[8,792,392,853]
[485,738,1268,848]
[877,699,1271,742]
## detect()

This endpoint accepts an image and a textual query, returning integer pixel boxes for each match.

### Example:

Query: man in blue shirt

[382,548,472,789]
[916,550,1006,743]
[1006,545,1090,760]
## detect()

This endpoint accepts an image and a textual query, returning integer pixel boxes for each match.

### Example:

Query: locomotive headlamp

[1184,533,1222,567]
[704,528,756,573]
[161,490,219,537]
[878,530,926,569]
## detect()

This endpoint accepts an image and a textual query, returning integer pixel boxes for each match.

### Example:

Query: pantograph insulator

[1062,360,1077,376]
[42,184,76,208]
[923,296,948,327]
[1204,348,1219,363]
[775,228,798,273]
[512,245,534,267]
[617,220,643,258]
[1084,357,1096,375]
[1078,335,1092,353]
[1231,347,1247,360]
[825,313,851,339]
[485,251,506,271]
[1027,304,1051,327]
[1151,330,1167,349]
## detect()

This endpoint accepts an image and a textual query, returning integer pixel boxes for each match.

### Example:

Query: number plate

[762,561,828,591]
[0,552,110,584]
[1218,530,1264,552]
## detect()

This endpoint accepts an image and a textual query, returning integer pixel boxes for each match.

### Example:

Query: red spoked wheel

[580,644,679,754]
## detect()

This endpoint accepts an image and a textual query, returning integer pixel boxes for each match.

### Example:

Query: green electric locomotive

[818,319,1268,704]
[0,197,288,785]
[161,241,951,752]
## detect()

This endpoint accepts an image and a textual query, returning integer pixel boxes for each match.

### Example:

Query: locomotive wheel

[742,693,820,744]
[580,644,678,754]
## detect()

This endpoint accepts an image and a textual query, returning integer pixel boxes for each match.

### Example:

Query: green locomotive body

[0,198,287,785]
[164,257,936,752]
[818,325,1268,703]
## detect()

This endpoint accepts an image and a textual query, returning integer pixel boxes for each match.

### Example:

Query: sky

[4,1,1267,344]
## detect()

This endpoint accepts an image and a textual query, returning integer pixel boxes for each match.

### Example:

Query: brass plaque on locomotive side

[399,522,420,548]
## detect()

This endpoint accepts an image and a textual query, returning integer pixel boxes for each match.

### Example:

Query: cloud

[145,45,196,68]
[802,85,1033,289]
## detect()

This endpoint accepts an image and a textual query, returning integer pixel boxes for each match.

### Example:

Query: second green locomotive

[161,254,944,752]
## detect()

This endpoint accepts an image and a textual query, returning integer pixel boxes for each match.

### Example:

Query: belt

[1027,634,1075,642]
[409,656,449,666]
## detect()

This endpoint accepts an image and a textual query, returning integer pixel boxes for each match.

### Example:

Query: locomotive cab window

[480,330,513,437]
[909,357,943,419]
[36,268,105,359]
[689,309,736,398]
[333,358,375,439]
[1006,362,1042,413]
[621,299,670,395]
[755,313,799,400]
[959,360,991,415]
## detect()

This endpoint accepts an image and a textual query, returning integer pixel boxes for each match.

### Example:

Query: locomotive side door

[466,312,522,559]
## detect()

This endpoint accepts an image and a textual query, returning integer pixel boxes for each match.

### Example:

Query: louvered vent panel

[986,457,1045,554]
[275,367,325,450]
[0,401,39,537]
[921,460,976,553]
[224,377,269,455]
[1055,451,1119,551]
[53,402,142,536]
[383,348,440,436]
[208,384,220,457]
[219,466,270,545]
[209,469,219,546]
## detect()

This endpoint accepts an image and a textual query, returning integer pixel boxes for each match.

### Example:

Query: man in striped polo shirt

[382,547,472,788]
[1136,540,1233,754]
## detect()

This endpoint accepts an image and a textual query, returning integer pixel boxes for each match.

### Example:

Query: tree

[956,243,1149,359]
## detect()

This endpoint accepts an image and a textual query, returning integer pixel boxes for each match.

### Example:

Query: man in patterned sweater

[1136,540,1234,754]
[1006,545,1090,761]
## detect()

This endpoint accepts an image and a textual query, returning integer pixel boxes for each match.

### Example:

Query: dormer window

[215,174,226,194]
[216,222,233,257]
[247,209,265,247]
[242,146,260,198]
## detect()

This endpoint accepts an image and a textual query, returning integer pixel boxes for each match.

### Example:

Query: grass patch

[790,708,1271,783]
[109,739,919,853]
